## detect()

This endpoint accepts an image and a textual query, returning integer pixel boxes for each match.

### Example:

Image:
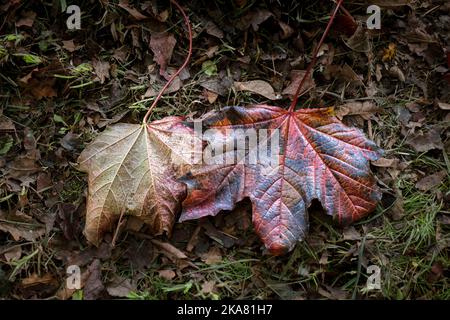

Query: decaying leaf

[234,80,281,100]
[118,0,149,20]
[180,105,382,255]
[93,59,111,84]
[406,127,444,152]
[415,171,446,191]
[150,33,177,78]
[78,117,200,246]
[335,101,380,119]
[236,9,273,31]
[282,70,316,97]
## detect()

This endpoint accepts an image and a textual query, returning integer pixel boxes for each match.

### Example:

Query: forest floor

[0,0,449,300]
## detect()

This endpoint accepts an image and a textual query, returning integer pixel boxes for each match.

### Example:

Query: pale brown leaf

[78,118,200,245]
[234,80,281,100]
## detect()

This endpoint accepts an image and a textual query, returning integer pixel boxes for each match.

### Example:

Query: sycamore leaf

[78,117,199,246]
[180,105,382,255]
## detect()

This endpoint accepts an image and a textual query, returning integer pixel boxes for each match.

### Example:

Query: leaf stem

[288,0,344,112]
[142,0,193,125]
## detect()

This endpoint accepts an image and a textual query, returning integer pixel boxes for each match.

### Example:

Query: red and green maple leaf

[179,105,382,255]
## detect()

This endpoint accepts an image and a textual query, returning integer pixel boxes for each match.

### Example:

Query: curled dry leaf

[78,117,201,246]
[335,101,380,119]
[437,102,450,110]
[180,105,382,255]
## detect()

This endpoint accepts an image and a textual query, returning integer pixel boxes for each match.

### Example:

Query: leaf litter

[1,0,449,300]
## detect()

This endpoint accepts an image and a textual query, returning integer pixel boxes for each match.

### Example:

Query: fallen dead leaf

[151,239,188,260]
[201,281,216,294]
[282,70,315,98]
[343,226,361,240]
[118,0,148,20]
[234,80,281,100]
[372,157,399,168]
[437,102,450,110]
[84,259,105,300]
[150,33,176,78]
[389,65,406,82]
[202,246,222,265]
[203,89,219,104]
[78,119,201,245]
[180,106,381,255]
[278,21,294,39]
[158,269,176,280]
[204,20,224,39]
[415,171,446,191]
[344,24,370,53]
[3,246,22,262]
[335,101,380,119]
[93,59,111,84]
[106,277,135,297]
[15,11,36,28]
[406,127,443,152]
[237,9,273,31]
[21,273,56,288]
[0,220,45,242]
[62,40,78,53]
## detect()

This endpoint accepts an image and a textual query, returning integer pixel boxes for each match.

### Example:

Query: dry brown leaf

[15,11,36,28]
[389,66,406,82]
[93,59,111,84]
[62,40,78,52]
[415,171,446,191]
[78,118,201,245]
[151,239,188,260]
[282,70,316,97]
[0,221,45,242]
[343,226,361,240]
[406,127,443,152]
[21,273,56,287]
[202,247,222,265]
[118,0,148,20]
[372,157,399,168]
[237,9,273,31]
[437,102,450,110]
[106,277,135,297]
[150,33,177,78]
[344,25,370,53]
[201,281,216,294]
[335,101,380,119]
[278,21,294,39]
[29,78,57,99]
[234,80,281,100]
[4,246,22,262]
[203,89,219,104]
[158,269,176,280]
[204,20,224,39]
[84,259,105,300]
